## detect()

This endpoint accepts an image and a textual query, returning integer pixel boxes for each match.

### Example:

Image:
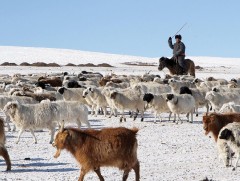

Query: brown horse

[158,57,195,77]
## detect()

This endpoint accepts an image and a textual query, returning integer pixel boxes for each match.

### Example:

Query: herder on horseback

[168,34,187,75]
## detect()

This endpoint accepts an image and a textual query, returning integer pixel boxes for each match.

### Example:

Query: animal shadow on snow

[8,158,78,173]
[89,119,106,129]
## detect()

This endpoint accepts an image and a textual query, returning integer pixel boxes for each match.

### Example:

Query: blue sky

[0,0,240,58]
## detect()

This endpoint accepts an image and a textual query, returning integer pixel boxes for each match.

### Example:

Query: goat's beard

[54,149,61,158]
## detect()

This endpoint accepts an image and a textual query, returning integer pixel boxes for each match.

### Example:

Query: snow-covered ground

[0,46,240,181]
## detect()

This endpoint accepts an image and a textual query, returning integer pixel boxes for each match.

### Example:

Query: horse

[158,57,195,77]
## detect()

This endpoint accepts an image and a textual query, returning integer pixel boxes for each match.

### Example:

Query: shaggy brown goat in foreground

[0,117,11,171]
[53,122,140,181]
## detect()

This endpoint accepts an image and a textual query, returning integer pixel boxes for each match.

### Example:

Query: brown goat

[99,77,122,86]
[53,123,140,181]
[38,77,62,87]
[15,91,56,102]
[202,112,240,142]
[0,117,11,171]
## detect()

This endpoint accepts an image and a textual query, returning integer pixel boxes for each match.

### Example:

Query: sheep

[217,122,240,170]
[0,117,11,171]
[63,75,78,83]
[53,122,140,181]
[153,77,169,84]
[141,72,158,82]
[57,87,88,105]
[31,87,63,100]
[165,93,195,123]
[205,91,240,111]
[227,81,240,88]
[63,80,83,88]
[168,79,196,94]
[180,86,209,116]
[110,89,145,122]
[78,71,103,79]
[230,78,240,84]
[218,122,240,170]
[101,87,118,118]
[219,102,240,113]
[35,81,59,91]
[3,101,58,144]
[37,76,62,87]
[211,86,240,93]
[131,82,171,95]
[4,84,21,92]
[82,87,108,117]
[197,80,228,90]
[105,81,130,89]
[143,93,172,123]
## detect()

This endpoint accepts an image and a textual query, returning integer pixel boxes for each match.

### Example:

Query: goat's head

[3,101,18,115]
[202,113,215,135]
[52,120,69,158]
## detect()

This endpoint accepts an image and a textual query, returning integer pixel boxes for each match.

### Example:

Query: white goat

[41,100,90,128]
[3,100,90,144]
[101,87,118,118]
[82,87,108,117]
[205,91,240,112]
[219,102,240,113]
[0,96,38,131]
[110,88,145,122]
[3,101,57,144]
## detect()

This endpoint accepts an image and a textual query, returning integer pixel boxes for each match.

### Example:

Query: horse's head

[158,57,167,71]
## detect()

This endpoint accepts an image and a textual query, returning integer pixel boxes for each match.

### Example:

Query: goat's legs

[16,128,24,144]
[132,160,140,181]
[233,152,240,171]
[29,129,37,144]
[94,168,104,181]
[0,146,11,171]
[79,168,87,181]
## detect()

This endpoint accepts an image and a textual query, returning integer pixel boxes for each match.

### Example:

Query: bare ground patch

[122,62,157,66]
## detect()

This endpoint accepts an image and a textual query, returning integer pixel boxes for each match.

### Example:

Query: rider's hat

[175,34,182,40]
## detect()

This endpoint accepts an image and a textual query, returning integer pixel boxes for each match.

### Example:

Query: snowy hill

[0,46,240,68]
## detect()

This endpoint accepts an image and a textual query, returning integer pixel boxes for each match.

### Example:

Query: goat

[0,117,11,171]
[53,122,140,181]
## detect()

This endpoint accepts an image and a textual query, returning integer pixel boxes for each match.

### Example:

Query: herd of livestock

[0,70,240,180]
